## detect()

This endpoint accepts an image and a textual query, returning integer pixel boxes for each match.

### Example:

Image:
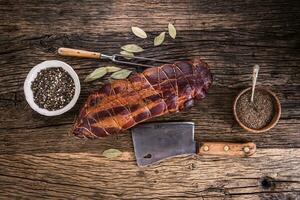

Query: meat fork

[58,47,170,68]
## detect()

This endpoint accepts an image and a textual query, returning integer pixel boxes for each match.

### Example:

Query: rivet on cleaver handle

[198,142,256,157]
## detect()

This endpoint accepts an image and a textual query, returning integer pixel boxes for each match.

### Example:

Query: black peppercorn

[31,67,75,111]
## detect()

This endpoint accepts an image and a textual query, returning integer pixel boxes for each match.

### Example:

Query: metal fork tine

[117,55,171,63]
[112,54,171,68]
[112,59,156,68]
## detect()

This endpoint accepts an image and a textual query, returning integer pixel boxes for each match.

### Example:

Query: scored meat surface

[73,58,213,138]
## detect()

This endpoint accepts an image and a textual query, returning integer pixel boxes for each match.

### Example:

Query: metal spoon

[251,64,260,102]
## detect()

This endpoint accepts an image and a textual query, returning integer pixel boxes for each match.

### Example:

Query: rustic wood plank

[0,86,299,155]
[0,0,299,199]
[0,28,299,93]
[0,149,299,199]
[1,0,300,35]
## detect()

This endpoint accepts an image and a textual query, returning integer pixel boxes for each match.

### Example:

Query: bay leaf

[120,51,134,59]
[84,67,107,82]
[121,44,144,53]
[131,27,147,39]
[111,69,132,79]
[106,66,122,73]
[102,149,122,159]
[154,32,165,46]
[107,78,114,83]
[94,81,104,85]
[168,23,176,39]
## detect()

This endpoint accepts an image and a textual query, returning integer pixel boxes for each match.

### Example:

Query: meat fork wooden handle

[58,47,101,59]
[198,142,256,157]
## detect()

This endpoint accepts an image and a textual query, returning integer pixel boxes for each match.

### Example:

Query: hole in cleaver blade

[131,122,196,167]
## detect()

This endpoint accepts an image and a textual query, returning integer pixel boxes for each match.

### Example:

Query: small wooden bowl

[233,87,281,133]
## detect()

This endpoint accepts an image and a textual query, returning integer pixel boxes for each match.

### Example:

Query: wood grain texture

[0,149,299,199]
[58,47,101,59]
[198,142,256,157]
[0,0,300,199]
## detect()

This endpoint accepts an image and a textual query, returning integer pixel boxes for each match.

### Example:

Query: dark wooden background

[0,0,300,199]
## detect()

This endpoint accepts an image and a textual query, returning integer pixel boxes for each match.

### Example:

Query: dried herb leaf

[93,81,104,86]
[131,27,147,39]
[121,44,144,53]
[84,67,107,82]
[120,51,134,59]
[106,66,122,73]
[107,78,114,83]
[111,69,132,79]
[102,149,122,159]
[154,32,165,46]
[168,23,176,39]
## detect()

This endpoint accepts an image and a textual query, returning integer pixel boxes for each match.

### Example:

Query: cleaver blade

[131,122,256,167]
[131,122,196,167]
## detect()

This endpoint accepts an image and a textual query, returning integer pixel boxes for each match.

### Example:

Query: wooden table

[1,1,299,199]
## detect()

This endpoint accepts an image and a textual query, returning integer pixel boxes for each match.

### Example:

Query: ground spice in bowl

[31,67,75,111]
[235,89,275,130]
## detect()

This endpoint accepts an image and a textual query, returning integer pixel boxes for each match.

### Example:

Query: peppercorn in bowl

[24,60,80,116]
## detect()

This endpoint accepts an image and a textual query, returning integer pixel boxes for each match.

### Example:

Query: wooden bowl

[233,87,281,133]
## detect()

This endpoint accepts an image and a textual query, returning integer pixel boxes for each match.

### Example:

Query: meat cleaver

[131,122,256,166]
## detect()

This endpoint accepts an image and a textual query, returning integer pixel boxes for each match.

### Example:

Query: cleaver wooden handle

[197,142,256,157]
[58,47,101,59]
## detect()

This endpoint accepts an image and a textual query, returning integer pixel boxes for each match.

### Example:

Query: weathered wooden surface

[0,0,299,199]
